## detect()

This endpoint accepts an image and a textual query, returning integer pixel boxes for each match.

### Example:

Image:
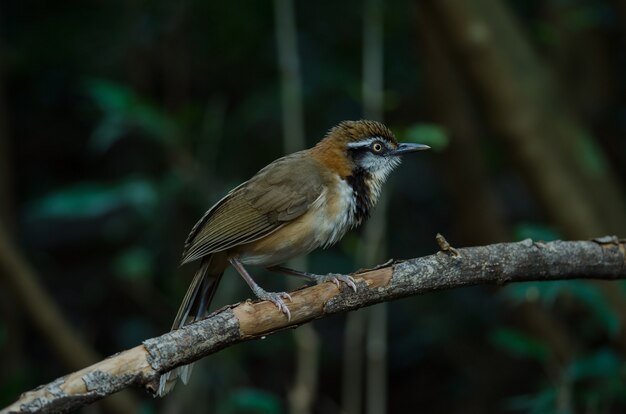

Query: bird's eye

[372,142,383,153]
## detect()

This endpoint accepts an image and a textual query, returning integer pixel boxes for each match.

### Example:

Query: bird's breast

[319,174,359,247]
[234,176,358,266]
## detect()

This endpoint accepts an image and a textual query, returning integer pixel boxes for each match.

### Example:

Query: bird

[158,119,429,396]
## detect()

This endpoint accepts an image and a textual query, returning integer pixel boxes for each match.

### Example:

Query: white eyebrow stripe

[347,137,381,148]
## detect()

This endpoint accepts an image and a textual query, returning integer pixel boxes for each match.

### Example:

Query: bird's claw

[258,291,292,321]
[318,274,357,292]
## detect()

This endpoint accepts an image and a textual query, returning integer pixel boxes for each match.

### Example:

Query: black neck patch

[346,167,373,224]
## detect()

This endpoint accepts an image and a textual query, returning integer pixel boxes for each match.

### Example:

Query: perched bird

[158,120,429,396]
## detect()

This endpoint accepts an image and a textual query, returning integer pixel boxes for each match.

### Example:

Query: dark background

[1,0,626,413]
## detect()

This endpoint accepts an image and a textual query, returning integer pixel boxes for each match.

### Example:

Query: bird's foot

[317,274,357,292]
[254,288,292,321]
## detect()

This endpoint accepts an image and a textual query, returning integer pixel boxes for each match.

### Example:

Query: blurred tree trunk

[424,0,626,354]
[362,2,388,407]
[123,1,153,98]
[273,1,320,413]
[275,0,305,154]
[541,2,626,181]
[543,3,615,125]
[414,0,577,394]
[161,3,191,113]
[615,0,626,57]
[427,0,626,238]
[414,4,508,245]
[0,32,138,414]
[0,36,24,396]
[0,42,11,224]
[344,1,388,414]
[611,1,626,179]
[0,224,141,414]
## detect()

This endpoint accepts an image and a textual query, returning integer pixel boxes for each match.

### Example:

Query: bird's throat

[345,167,374,225]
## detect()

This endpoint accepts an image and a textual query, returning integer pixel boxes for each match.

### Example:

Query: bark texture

[3,237,626,414]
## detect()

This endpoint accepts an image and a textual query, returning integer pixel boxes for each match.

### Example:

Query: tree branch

[4,237,626,414]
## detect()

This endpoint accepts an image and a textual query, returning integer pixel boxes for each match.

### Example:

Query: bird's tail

[157,256,223,396]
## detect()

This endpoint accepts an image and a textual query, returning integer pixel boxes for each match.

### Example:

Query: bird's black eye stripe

[347,138,388,159]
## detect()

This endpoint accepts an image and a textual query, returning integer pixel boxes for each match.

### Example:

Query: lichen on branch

[3,237,626,414]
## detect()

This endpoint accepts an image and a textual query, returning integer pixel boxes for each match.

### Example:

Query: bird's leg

[229,257,292,320]
[268,265,357,292]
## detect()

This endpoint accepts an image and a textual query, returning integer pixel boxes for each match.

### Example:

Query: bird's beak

[391,142,430,156]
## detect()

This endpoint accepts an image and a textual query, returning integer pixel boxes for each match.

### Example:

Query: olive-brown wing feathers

[181,153,324,264]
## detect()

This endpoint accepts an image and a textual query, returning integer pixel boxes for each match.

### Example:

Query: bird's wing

[181,152,324,264]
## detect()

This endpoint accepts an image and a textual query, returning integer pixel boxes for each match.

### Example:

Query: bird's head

[312,120,430,182]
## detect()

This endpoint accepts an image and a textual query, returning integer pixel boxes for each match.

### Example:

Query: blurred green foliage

[1,0,626,413]
[404,123,449,152]
[503,280,621,337]
[514,223,561,242]
[113,247,154,281]
[217,389,283,414]
[572,129,608,177]
[86,79,178,150]
[490,328,551,363]
[507,349,626,414]
[26,180,158,221]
